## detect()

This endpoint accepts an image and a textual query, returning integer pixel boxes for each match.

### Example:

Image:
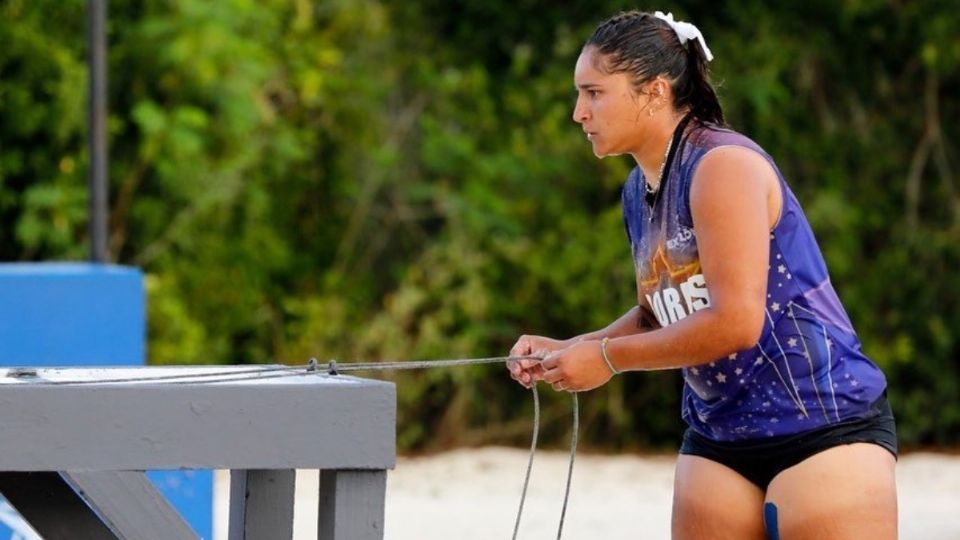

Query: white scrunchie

[654,11,714,62]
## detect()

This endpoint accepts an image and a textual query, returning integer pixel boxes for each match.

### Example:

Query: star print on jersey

[624,124,888,441]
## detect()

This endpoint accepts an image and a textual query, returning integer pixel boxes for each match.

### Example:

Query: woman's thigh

[672,454,767,540]
[765,443,897,540]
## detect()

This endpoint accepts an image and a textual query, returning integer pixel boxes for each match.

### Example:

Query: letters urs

[645,274,711,327]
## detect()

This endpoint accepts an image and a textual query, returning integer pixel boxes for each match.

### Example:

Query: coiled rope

[6,356,579,539]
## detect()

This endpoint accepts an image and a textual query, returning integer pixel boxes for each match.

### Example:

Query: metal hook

[7,368,38,379]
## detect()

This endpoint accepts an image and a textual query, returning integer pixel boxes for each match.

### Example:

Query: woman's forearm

[568,305,650,344]
[604,303,762,372]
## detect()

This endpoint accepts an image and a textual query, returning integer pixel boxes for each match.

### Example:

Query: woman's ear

[638,77,668,101]
[653,77,671,100]
[640,78,669,115]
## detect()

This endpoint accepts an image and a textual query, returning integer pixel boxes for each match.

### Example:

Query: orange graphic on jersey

[637,241,702,294]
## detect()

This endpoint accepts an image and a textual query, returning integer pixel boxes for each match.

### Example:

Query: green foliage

[1,0,957,450]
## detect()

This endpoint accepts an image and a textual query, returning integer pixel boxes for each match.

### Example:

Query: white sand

[214,448,960,539]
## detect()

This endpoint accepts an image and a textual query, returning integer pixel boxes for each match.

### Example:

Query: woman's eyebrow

[575,82,602,90]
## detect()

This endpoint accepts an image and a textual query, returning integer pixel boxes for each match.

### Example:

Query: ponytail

[676,39,725,125]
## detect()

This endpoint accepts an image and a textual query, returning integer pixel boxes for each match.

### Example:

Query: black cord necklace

[645,113,694,221]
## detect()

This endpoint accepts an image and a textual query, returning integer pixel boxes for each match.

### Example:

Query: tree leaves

[2,0,957,449]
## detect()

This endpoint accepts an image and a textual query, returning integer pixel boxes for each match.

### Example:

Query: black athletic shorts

[679,393,898,489]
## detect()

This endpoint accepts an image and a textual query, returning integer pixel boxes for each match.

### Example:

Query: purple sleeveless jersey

[621,123,887,441]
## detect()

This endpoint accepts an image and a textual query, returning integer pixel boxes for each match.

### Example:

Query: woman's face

[572,47,654,158]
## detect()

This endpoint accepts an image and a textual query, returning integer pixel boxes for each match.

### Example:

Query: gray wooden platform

[0,366,396,539]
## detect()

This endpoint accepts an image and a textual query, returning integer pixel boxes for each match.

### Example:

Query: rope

[12,365,304,386]
[4,356,580,538]
[512,384,539,540]
[557,392,578,539]
[14,356,536,386]
[327,358,579,539]
[333,360,577,539]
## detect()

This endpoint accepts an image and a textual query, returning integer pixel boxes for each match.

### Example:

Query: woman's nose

[572,97,588,123]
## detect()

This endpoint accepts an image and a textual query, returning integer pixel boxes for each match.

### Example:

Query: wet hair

[585,10,725,126]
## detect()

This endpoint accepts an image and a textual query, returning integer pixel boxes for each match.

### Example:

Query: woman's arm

[573,304,655,342]
[539,146,780,391]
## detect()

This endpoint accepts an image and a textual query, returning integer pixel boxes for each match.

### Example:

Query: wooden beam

[318,469,386,540]
[0,368,395,471]
[64,471,198,540]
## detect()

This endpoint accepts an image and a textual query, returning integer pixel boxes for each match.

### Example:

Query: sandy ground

[213,448,960,539]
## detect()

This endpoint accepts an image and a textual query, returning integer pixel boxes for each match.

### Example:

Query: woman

[507,10,898,540]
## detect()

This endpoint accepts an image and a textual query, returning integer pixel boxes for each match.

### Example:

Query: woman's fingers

[539,356,558,370]
[507,358,541,389]
[510,335,536,358]
[508,357,537,372]
[507,335,536,382]
[508,334,564,389]
[532,347,553,360]
[511,335,567,360]
[519,358,540,370]
[541,356,564,383]
[542,368,563,384]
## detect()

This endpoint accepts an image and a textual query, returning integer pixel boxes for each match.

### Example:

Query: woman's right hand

[507,335,571,388]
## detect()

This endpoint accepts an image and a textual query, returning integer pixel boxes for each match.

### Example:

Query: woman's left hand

[541,340,615,392]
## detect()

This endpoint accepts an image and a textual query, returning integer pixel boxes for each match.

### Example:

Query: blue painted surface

[764,502,780,540]
[0,263,213,539]
[147,470,215,538]
[0,263,144,365]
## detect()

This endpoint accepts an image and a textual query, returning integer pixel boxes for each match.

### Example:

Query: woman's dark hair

[586,10,724,126]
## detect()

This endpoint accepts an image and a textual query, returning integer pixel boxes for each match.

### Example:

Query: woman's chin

[589,141,609,158]
[591,144,620,159]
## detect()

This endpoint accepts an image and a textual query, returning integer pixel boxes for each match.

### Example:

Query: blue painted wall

[0,263,144,365]
[0,263,213,539]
